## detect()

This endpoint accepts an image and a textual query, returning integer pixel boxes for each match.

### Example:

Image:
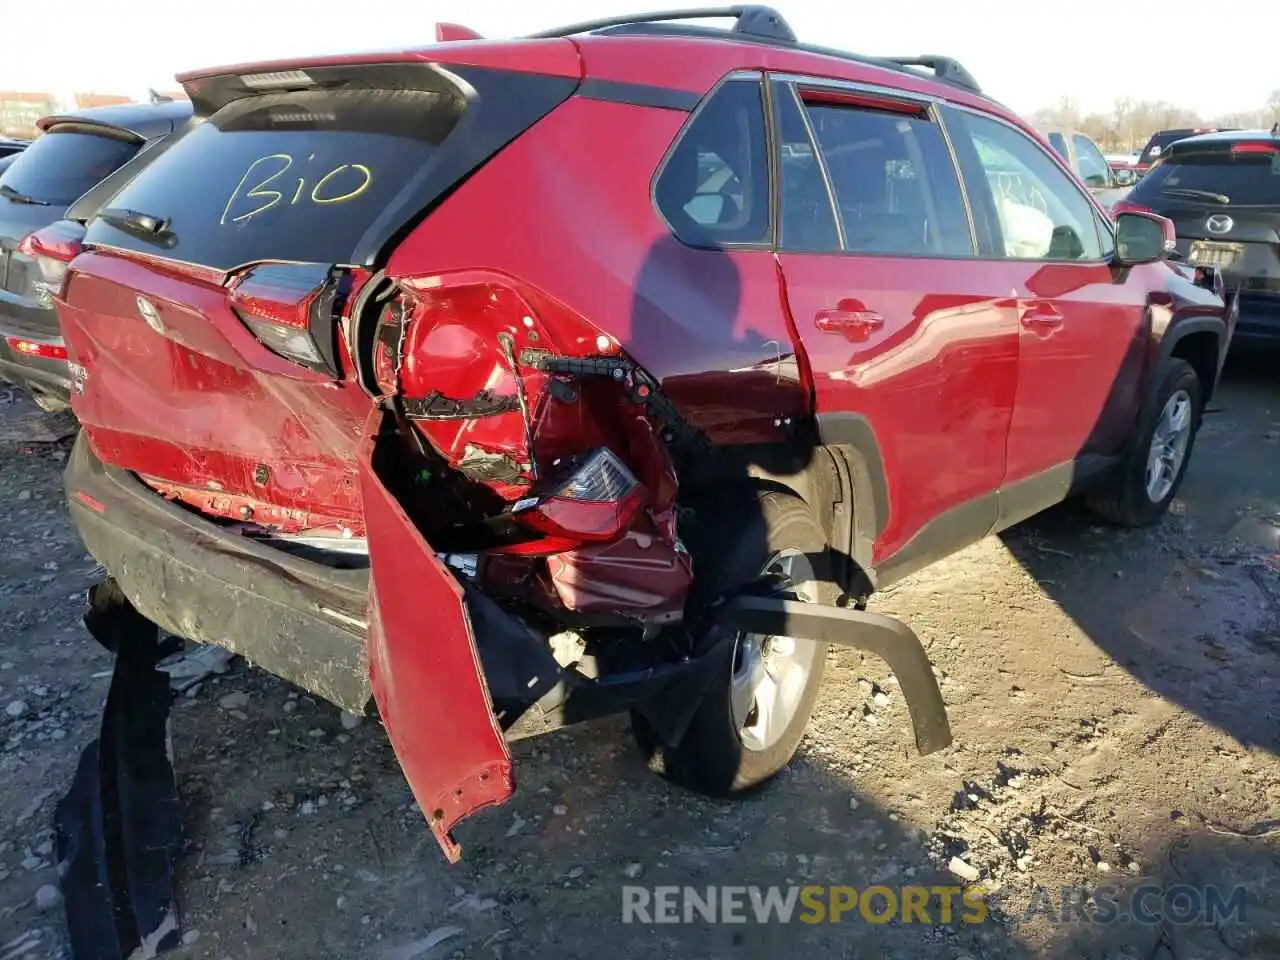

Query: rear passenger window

[774,86,840,252]
[655,78,771,247]
[799,97,973,256]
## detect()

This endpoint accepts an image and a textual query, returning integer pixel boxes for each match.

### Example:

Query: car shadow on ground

[1000,350,1280,756]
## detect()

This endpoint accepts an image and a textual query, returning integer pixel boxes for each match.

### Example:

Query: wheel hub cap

[730,550,820,753]
[1145,389,1192,503]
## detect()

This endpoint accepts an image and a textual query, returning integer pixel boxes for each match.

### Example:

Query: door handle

[1013,302,1064,335]
[814,308,885,342]
[1019,301,1064,330]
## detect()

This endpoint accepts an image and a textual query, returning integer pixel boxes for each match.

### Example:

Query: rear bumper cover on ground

[64,432,373,713]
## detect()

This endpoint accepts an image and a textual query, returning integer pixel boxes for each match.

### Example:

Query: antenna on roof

[148,88,174,104]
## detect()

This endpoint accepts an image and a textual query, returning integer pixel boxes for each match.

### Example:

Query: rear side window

[655,78,771,247]
[1131,150,1280,207]
[1047,132,1067,159]
[800,97,972,256]
[0,128,138,205]
[773,85,839,252]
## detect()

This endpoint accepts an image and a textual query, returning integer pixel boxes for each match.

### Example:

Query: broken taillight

[511,448,646,542]
[228,263,369,376]
[18,220,85,307]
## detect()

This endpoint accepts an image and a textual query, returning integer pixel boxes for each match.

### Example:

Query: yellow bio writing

[220,154,372,224]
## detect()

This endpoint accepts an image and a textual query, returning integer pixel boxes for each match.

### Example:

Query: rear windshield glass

[1133,152,1280,207]
[84,88,465,272]
[0,129,138,205]
[1138,131,1218,165]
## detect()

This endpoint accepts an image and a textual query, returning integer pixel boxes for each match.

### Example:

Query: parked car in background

[1041,127,1134,207]
[0,100,192,409]
[55,7,1229,872]
[1106,152,1139,173]
[1116,126,1279,345]
[1135,128,1232,177]
[0,137,29,161]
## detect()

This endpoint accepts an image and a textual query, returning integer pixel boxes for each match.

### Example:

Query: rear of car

[1120,131,1280,342]
[0,101,190,408]
[1136,127,1229,176]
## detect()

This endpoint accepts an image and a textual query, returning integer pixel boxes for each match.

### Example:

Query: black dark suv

[1117,127,1280,345]
[0,100,192,409]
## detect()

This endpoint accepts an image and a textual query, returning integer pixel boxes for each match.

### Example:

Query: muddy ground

[0,357,1277,960]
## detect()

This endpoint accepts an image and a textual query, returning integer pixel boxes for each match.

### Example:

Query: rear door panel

[359,410,512,862]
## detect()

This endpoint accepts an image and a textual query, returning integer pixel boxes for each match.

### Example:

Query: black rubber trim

[815,412,890,539]
[576,78,700,112]
[64,434,373,713]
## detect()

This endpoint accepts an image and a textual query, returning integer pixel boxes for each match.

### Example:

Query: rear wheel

[633,490,836,796]
[1085,358,1202,527]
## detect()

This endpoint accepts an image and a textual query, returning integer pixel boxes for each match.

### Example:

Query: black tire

[1085,358,1203,527]
[632,489,837,797]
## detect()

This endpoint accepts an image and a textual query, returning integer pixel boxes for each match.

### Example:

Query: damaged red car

[55,6,1232,865]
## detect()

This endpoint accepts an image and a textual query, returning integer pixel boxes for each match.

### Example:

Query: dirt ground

[1,356,1277,960]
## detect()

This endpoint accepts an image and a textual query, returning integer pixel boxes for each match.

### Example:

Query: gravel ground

[0,357,1277,960]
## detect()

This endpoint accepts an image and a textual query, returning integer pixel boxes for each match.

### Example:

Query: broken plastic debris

[158,642,236,693]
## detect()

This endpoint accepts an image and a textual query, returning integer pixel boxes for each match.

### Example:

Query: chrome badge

[1205,214,1234,235]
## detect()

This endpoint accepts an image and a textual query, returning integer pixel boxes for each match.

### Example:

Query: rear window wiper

[1160,187,1231,204]
[97,207,177,246]
[0,183,52,206]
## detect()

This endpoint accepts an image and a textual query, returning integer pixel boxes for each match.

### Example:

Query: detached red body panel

[359,413,512,862]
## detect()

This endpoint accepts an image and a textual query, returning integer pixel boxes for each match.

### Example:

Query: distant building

[0,91,57,138]
[73,92,134,109]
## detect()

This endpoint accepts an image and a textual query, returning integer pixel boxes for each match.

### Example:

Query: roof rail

[529,6,797,42]
[882,57,981,95]
[528,7,983,97]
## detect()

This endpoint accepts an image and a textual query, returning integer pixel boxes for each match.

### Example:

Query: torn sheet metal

[55,580,184,959]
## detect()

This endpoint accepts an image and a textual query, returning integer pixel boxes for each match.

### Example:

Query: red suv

[55,8,1231,862]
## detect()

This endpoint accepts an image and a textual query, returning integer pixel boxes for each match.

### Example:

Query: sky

[0,0,1274,119]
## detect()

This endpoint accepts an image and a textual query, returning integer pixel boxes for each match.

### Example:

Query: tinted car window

[951,112,1103,261]
[773,85,839,252]
[1072,134,1112,187]
[801,101,972,256]
[1138,130,1205,165]
[0,128,138,205]
[656,79,771,246]
[1130,151,1280,207]
[85,88,466,271]
[1048,132,1068,159]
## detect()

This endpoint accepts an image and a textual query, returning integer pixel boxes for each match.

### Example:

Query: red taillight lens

[17,220,84,306]
[5,336,68,361]
[228,262,369,375]
[512,448,645,543]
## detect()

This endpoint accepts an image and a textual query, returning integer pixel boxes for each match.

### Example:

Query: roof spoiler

[436,22,484,42]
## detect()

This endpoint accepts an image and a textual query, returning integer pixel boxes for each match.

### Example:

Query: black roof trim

[529,6,984,96]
